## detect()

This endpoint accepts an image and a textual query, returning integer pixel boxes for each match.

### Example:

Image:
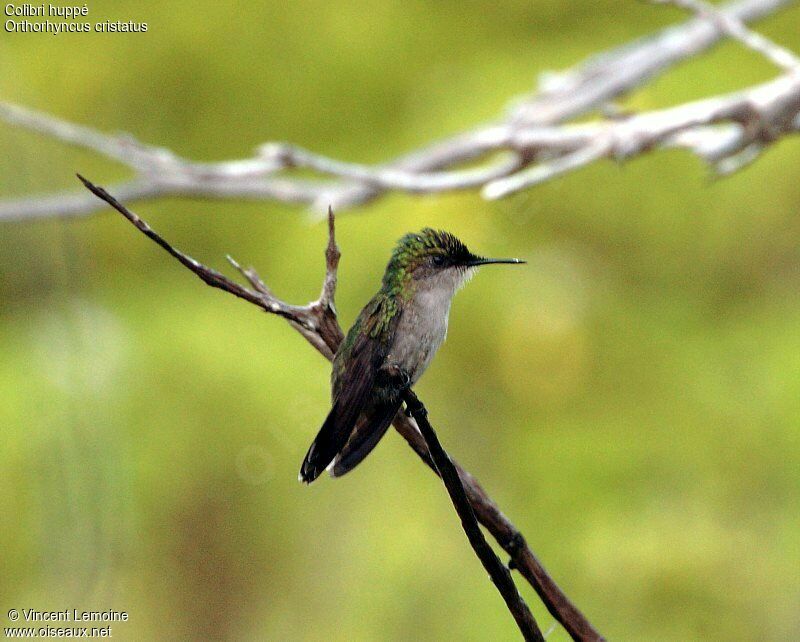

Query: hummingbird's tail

[329,401,400,478]
[300,396,359,483]
[299,399,400,483]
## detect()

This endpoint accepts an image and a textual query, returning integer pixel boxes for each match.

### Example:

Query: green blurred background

[1,1,799,640]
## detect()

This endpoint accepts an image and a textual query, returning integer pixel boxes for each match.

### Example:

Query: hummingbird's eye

[432,255,446,267]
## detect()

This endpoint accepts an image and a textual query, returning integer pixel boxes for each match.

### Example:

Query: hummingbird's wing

[299,298,398,483]
[329,399,400,478]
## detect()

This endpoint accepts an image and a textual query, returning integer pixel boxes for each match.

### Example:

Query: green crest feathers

[383,229,468,289]
[362,229,471,338]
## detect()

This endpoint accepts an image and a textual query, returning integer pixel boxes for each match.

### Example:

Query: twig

[655,0,800,73]
[75,174,344,361]
[0,0,795,221]
[402,389,543,642]
[508,0,792,125]
[483,72,800,197]
[77,176,604,641]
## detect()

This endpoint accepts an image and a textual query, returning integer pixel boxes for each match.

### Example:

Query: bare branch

[1,0,795,221]
[508,0,794,125]
[483,73,800,197]
[75,174,341,360]
[402,389,543,642]
[79,177,604,641]
[483,142,612,200]
[0,180,167,221]
[319,206,340,310]
[655,0,800,72]
[76,176,262,307]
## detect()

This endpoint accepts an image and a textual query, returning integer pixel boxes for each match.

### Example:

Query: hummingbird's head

[384,228,525,295]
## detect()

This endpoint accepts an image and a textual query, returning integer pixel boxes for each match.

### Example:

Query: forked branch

[77,175,604,641]
[402,389,542,641]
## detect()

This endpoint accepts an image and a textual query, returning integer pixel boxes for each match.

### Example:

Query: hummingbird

[299,228,525,483]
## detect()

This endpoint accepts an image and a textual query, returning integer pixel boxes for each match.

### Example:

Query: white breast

[386,269,470,384]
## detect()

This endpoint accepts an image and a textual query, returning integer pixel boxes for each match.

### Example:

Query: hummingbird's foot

[404,404,427,418]
[403,395,427,419]
[379,362,411,390]
[405,404,427,419]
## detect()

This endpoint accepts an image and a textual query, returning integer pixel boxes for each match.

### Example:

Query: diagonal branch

[0,0,795,221]
[655,0,800,72]
[482,72,800,198]
[402,389,542,642]
[75,174,343,361]
[507,0,794,125]
[78,176,604,641]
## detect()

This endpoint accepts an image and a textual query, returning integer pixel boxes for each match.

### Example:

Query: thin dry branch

[655,0,800,72]
[482,72,800,198]
[0,0,796,221]
[401,389,543,642]
[75,174,344,361]
[77,176,604,642]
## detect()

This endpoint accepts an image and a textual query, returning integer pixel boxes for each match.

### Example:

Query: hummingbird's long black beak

[464,256,526,267]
